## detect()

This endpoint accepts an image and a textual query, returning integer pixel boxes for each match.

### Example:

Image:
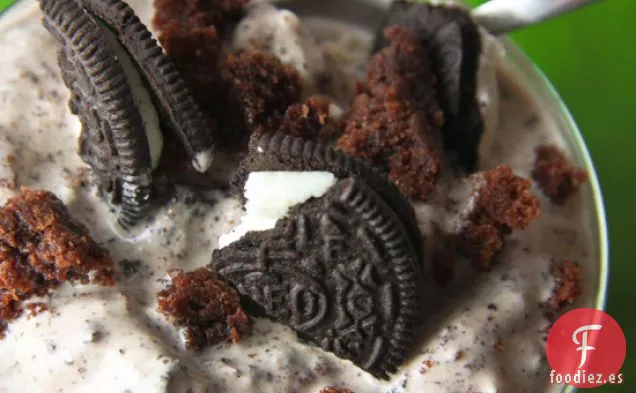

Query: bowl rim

[501,40,609,393]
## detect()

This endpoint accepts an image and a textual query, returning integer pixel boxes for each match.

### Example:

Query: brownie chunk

[0,188,115,337]
[336,27,444,200]
[462,166,541,268]
[220,49,303,145]
[338,93,441,200]
[278,97,342,144]
[545,260,582,311]
[153,0,246,78]
[373,1,484,171]
[532,145,588,205]
[365,27,444,119]
[153,0,247,41]
[156,267,249,350]
[319,388,354,393]
[153,0,248,147]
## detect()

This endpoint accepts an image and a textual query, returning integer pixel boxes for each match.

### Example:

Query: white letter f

[572,324,602,369]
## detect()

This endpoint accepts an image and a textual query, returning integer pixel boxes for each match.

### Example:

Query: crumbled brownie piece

[25,302,49,317]
[374,2,484,170]
[153,0,248,148]
[545,260,582,311]
[220,49,303,144]
[532,145,588,205]
[153,0,247,39]
[365,27,444,122]
[319,388,354,393]
[278,97,342,144]
[337,93,441,199]
[157,267,249,350]
[336,27,443,200]
[0,188,115,337]
[462,165,541,268]
[153,0,246,71]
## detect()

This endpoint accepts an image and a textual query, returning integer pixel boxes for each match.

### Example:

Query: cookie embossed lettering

[213,178,421,379]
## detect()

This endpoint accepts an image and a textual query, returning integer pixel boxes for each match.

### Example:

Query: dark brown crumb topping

[532,145,588,205]
[0,188,115,337]
[319,388,354,393]
[545,260,582,311]
[336,26,444,200]
[277,96,342,144]
[156,267,249,350]
[220,49,303,142]
[462,165,541,268]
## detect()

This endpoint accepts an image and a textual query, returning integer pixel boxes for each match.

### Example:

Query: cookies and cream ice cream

[0,0,593,392]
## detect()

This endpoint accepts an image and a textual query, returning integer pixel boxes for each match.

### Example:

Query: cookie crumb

[532,145,587,205]
[314,360,332,376]
[420,359,434,374]
[319,387,354,393]
[156,267,249,350]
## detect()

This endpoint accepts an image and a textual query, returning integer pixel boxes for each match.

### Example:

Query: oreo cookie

[232,132,422,259]
[212,177,422,379]
[39,0,214,227]
[77,0,214,170]
[374,1,483,171]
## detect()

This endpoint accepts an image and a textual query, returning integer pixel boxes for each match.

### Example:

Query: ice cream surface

[0,1,593,393]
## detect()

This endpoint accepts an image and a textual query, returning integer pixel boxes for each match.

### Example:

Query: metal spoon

[472,0,600,35]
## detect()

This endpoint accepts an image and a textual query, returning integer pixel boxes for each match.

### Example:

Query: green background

[1,0,633,391]
[464,1,635,391]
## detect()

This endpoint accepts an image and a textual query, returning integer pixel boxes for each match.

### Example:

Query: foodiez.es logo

[546,308,626,388]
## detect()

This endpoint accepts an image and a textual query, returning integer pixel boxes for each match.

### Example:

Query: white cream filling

[218,171,337,247]
[192,149,214,173]
[101,22,164,170]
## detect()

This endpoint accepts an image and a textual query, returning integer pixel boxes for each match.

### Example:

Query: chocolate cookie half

[40,0,153,227]
[212,177,422,379]
[77,0,214,171]
[232,132,423,259]
[374,1,483,171]
[39,0,214,227]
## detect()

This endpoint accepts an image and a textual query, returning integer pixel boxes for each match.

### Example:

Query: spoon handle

[472,0,600,35]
